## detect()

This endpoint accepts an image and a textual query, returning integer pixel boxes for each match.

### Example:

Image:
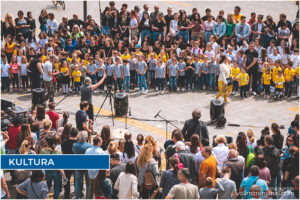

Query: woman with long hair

[39,8,48,32]
[137,143,159,198]
[60,123,72,142]
[19,139,36,155]
[212,135,229,170]
[215,55,232,103]
[225,14,236,41]
[186,134,201,155]
[169,12,179,40]
[93,170,112,199]
[177,12,190,43]
[160,157,181,198]
[255,154,271,183]
[139,12,152,44]
[271,123,284,150]
[121,140,138,163]
[58,111,69,128]
[2,13,16,39]
[114,162,139,199]
[129,10,139,42]
[236,132,249,159]
[18,124,35,147]
[144,135,161,168]
[152,13,166,42]
[100,125,112,151]
[9,54,20,92]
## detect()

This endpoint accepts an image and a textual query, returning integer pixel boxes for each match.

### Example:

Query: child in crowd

[208,56,216,91]
[186,56,195,91]
[284,61,294,98]
[129,52,138,90]
[295,65,299,98]
[53,56,61,93]
[261,67,272,98]
[231,62,240,95]
[155,59,166,94]
[79,60,87,86]
[169,56,179,92]
[106,57,114,90]
[239,67,249,98]
[72,64,82,94]
[193,55,202,90]
[19,56,28,92]
[272,60,282,83]
[1,55,10,92]
[274,70,285,100]
[201,55,210,90]
[87,57,97,90]
[60,60,70,94]
[122,59,130,93]
[113,57,124,93]
[178,57,186,92]
[46,102,60,131]
[96,57,106,93]
[148,52,157,89]
[137,54,148,94]
[10,55,20,92]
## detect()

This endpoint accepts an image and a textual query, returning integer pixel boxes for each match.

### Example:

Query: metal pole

[83,0,87,21]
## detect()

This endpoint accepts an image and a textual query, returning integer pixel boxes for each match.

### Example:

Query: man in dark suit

[182,109,209,144]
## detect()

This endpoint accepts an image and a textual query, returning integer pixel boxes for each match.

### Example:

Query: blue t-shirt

[193,61,202,75]
[178,62,186,76]
[202,63,209,73]
[97,64,106,77]
[148,58,156,71]
[87,63,97,74]
[75,110,87,131]
[169,63,179,77]
[137,61,147,75]
[1,63,10,77]
[240,176,268,199]
[106,64,114,76]
[123,64,130,77]
[129,58,137,71]
[113,64,123,78]
[155,65,165,78]
[208,62,216,74]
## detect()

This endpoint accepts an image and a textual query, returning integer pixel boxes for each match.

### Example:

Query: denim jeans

[141,30,151,43]
[74,170,89,198]
[177,30,189,43]
[194,75,201,90]
[186,75,193,90]
[209,74,215,90]
[102,26,110,36]
[148,71,155,88]
[88,74,97,84]
[169,76,177,91]
[270,176,278,199]
[153,31,163,42]
[114,78,123,91]
[74,82,80,93]
[156,78,165,91]
[97,76,105,90]
[123,76,130,91]
[201,73,209,89]
[138,74,147,91]
[46,170,62,199]
[285,81,293,97]
[204,31,213,43]
[130,70,137,89]
[1,77,10,92]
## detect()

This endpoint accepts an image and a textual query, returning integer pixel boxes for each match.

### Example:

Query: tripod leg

[109,92,114,126]
[94,91,110,124]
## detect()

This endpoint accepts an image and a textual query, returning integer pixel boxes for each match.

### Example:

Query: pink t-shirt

[10,63,19,74]
[258,167,271,182]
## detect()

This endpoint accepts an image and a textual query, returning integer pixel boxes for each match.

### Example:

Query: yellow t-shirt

[60,66,69,73]
[158,53,168,64]
[53,63,60,71]
[42,55,47,63]
[5,42,15,53]
[67,57,81,64]
[239,73,249,86]
[148,53,158,59]
[295,66,299,78]
[284,68,294,81]
[83,59,90,66]
[232,67,240,79]
[262,73,272,85]
[272,67,282,82]
[121,53,131,61]
[72,70,81,82]
[233,13,243,23]
[275,75,285,89]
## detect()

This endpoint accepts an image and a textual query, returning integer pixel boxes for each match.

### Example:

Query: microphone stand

[155,111,180,140]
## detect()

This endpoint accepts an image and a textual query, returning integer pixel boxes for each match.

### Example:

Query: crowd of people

[0,1,299,199]
[0,105,299,199]
[1,2,299,102]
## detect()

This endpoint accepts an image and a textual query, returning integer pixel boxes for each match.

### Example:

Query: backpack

[175,153,184,169]
[246,146,256,169]
[142,164,157,191]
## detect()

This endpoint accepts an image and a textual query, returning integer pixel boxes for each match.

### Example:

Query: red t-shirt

[7,125,21,150]
[46,111,60,130]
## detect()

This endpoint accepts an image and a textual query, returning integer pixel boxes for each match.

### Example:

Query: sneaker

[253,92,257,96]
[182,88,185,92]
[144,89,148,94]
[177,88,179,91]
[156,87,158,91]
[139,90,143,94]
[93,90,97,94]
[62,177,68,185]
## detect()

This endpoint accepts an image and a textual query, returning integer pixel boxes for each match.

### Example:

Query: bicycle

[52,0,65,10]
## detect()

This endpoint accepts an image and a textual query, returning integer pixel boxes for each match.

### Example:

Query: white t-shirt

[290,54,300,69]
[130,18,138,28]
[268,53,281,68]
[19,63,27,75]
[120,152,138,163]
[0,169,6,198]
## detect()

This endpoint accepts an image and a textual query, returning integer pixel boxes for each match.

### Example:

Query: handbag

[142,164,157,191]
[226,77,233,86]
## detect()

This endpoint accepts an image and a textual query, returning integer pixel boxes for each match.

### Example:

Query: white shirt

[20,63,27,75]
[134,144,143,155]
[0,169,6,198]
[218,63,231,83]
[120,152,138,163]
[43,60,53,81]
[212,143,229,170]
[130,18,138,28]
[114,172,139,199]
[290,54,300,69]
[268,53,281,68]
[38,38,48,48]
[46,19,58,34]
[170,20,178,32]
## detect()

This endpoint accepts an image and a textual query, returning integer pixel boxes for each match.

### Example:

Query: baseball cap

[173,141,185,148]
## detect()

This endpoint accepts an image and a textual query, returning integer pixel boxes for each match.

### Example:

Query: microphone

[154,110,161,118]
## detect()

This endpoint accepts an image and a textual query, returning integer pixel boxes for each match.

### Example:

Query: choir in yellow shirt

[72,70,82,82]
[262,73,272,85]
[239,72,249,86]
[275,75,285,89]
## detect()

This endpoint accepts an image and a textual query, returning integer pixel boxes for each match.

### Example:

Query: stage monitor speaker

[32,88,45,107]
[210,99,225,122]
[114,93,128,116]
[1,99,15,111]
[212,135,233,147]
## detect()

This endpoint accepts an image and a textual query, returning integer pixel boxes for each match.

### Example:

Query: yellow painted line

[288,107,299,113]
[18,94,24,96]
[269,119,276,122]
[166,0,192,6]
[225,132,233,136]
[93,105,171,139]
[56,97,63,101]
[15,101,18,105]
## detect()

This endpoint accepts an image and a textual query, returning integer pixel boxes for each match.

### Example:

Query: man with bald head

[182,109,209,144]
[150,5,162,23]
[223,149,244,191]
[68,13,84,30]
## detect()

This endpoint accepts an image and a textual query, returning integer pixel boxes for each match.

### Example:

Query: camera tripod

[94,88,115,126]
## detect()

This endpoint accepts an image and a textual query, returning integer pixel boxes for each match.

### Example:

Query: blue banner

[1,155,110,170]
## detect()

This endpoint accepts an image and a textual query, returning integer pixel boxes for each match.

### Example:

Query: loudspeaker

[114,93,128,116]
[32,88,45,107]
[210,99,225,121]
[1,99,15,111]
[212,135,233,147]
